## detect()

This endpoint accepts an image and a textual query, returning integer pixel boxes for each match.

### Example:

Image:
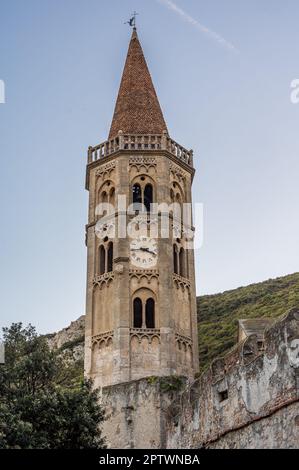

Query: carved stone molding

[93,272,115,289]
[92,330,114,348]
[170,162,188,183]
[130,269,159,284]
[175,332,193,349]
[96,161,116,179]
[173,273,191,290]
[129,156,157,173]
[130,328,161,344]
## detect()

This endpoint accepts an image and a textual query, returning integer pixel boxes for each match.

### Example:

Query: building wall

[84,150,199,388]
[100,377,182,449]
[165,309,299,449]
[96,309,298,449]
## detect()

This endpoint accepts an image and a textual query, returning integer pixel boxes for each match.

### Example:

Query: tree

[0,323,105,449]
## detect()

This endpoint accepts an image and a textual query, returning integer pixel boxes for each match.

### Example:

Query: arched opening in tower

[144,184,153,212]
[133,298,143,328]
[146,298,155,328]
[99,245,106,275]
[107,242,113,272]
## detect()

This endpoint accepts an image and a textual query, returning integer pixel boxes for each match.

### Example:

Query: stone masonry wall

[165,309,299,449]
[100,376,186,449]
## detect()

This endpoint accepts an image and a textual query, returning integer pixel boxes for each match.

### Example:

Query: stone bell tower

[84,27,199,396]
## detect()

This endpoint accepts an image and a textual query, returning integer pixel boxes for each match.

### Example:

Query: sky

[0,0,298,334]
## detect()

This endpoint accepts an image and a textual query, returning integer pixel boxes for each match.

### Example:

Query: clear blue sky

[0,0,298,334]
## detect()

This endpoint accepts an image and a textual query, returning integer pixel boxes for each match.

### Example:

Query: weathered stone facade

[82,26,299,449]
[48,308,298,448]
[84,28,199,392]
[97,309,298,448]
[165,309,299,449]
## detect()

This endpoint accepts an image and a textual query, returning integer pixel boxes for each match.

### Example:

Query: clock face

[130,236,158,268]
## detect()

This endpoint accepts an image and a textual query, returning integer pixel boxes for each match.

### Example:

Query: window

[107,242,113,272]
[132,181,154,212]
[170,188,175,202]
[133,296,156,329]
[99,245,105,275]
[133,298,143,328]
[133,184,142,205]
[173,245,178,274]
[179,248,185,277]
[109,187,115,207]
[218,390,228,403]
[146,298,155,328]
[144,184,153,212]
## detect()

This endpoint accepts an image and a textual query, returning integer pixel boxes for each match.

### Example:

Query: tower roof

[108,28,168,139]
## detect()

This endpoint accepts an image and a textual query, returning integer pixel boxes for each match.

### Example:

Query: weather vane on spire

[125,11,138,29]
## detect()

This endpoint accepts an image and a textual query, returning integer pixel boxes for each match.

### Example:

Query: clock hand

[141,247,157,255]
[131,247,156,255]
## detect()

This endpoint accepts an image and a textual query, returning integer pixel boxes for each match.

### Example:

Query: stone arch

[132,287,158,329]
[131,174,156,211]
[107,242,113,273]
[99,245,105,275]
[97,179,116,215]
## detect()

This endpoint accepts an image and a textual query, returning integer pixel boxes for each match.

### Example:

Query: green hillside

[197,272,299,372]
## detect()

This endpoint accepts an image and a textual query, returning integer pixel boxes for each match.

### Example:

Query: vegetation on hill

[0,323,105,449]
[197,272,299,372]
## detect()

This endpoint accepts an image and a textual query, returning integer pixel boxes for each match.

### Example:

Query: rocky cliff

[46,315,85,363]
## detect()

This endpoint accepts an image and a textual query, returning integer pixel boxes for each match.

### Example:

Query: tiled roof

[108,29,168,139]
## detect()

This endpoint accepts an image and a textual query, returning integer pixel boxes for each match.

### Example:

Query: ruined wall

[48,309,298,449]
[165,309,299,449]
[100,377,185,449]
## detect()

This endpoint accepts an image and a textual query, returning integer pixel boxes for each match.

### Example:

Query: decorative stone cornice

[170,162,188,182]
[129,269,159,284]
[130,328,161,344]
[175,332,193,349]
[173,273,191,290]
[95,161,116,179]
[129,155,157,173]
[92,272,115,289]
[92,330,114,347]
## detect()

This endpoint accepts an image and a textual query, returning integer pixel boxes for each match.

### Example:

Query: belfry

[84,27,199,447]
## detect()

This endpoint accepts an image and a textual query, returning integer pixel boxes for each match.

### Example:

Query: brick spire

[108,28,168,139]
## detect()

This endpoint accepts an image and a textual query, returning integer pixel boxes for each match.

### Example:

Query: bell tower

[84,27,199,392]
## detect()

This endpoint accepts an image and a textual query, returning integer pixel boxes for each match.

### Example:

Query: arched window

[170,188,175,202]
[107,242,113,272]
[132,183,142,205]
[133,298,143,328]
[146,298,155,328]
[179,248,185,277]
[173,245,178,274]
[109,187,115,208]
[144,184,153,212]
[99,245,105,275]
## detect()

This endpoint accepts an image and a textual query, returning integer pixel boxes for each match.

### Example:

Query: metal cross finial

[125,11,138,29]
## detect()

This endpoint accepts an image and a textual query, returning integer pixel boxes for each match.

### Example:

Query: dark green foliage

[58,335,85,353]
[0,323,105,449]
[159,376,184,392]
[197,273,299,372]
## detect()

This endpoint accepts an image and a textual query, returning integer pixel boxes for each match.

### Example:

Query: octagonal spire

[108,28,168,139]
